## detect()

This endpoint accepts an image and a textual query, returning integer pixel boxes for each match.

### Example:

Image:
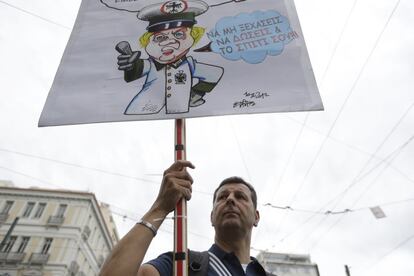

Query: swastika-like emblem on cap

[161,0,188,14]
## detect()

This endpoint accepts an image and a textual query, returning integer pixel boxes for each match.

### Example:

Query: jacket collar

[152,57,187,71]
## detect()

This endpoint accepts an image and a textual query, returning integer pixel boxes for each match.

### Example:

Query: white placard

[39,0,323,126]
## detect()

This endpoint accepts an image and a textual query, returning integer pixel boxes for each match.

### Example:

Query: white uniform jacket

[124,56,223,115]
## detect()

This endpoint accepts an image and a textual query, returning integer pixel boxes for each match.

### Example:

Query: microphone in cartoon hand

[115,41,141,71]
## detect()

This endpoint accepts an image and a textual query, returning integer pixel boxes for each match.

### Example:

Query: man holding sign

[100,160,274,276]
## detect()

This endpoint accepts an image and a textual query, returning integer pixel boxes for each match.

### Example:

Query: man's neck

[214,234,251,264]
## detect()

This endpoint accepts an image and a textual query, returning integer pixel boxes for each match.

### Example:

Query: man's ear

[210,210,214,226]
[253,210,260,227]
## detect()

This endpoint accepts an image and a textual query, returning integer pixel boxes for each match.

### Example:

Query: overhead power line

[359,232,414,273]
[271,0,404,246]
[283,114,414,184]
[0,148,159,184]
[307,134,413,251]
[308,96,412,242]
[229,119,252,182]
[0,165,63,190]
[267,1,360,240]
[319,0,359,84]
[304,98,413,251]
[0,0,71,30]
[286,0,403,210]
[264,197,414,216]
[271,132,413,246]
[0,148,213,196]
[0,165,210,241]
[303,133,413,251]
[110,210,211,241]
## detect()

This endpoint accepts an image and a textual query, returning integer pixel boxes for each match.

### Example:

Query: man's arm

[100,160,195,276]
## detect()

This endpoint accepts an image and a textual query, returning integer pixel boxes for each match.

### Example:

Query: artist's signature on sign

[233,91,269,108]
[233,99,255,108]
[243,91,269,99]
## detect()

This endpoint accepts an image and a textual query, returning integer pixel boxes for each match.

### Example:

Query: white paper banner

[39,0,323,126]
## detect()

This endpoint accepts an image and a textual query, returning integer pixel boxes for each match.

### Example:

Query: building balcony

[6,252,26,263]
[47,215,64,226]
[0,252,26,264]
[81,225,91,241]
[30,253,49,265]
[0,212,9,222]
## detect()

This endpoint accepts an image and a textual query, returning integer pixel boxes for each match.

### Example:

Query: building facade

[256,251,320,276]
[0,181,118,276]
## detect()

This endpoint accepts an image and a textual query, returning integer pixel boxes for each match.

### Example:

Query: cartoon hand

[115,41,141,71]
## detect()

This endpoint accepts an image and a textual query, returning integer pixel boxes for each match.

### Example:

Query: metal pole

[345,265,351,276]
[0,217,19,252]
[173,118,188,276]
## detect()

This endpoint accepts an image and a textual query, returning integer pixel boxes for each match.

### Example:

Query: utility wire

[285,0,402,210]
[0,148,158,184]
[273,0,404,245]
[268,0,359,241]
[272,134,413,245]
[264,116,307,243]
[302,133,413,251]
[0,165,64,190]
[0,165,211,241]
[307,134,412,251]
[0,0,71,30]
[0,163,213,241]
[264,198,414,216]
[0,148,212,196]
[271,115,307,203]
[303,101,412,250]
[359,232,414,274]
[229,119,252,181]
[111,210,211,241]
[281,115,414,196]
[319,0,359,84]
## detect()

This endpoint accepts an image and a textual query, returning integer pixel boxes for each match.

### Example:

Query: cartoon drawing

[115,0,224,115]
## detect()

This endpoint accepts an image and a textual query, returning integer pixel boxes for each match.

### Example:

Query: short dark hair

[213,176,257,209]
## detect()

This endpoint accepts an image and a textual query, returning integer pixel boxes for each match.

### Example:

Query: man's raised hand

[152,161,195,215]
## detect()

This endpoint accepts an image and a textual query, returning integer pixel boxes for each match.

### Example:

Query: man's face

[210,183,260,233]
[146,27,194,64]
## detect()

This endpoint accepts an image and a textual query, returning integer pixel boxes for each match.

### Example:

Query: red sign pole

[173,118,188,276]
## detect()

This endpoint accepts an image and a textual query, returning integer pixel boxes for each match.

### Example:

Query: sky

[1,0,413,275]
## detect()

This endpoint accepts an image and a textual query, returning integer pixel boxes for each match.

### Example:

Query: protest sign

[39,0,323,126]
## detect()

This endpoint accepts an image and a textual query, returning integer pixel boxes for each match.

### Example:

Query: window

[34,203,46,218]
[1,236,17,253]
[22,202,35,217]
[41,238,53,254]
[17,237,30,253]
[56,204,67,218]
[1,201,14,214]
